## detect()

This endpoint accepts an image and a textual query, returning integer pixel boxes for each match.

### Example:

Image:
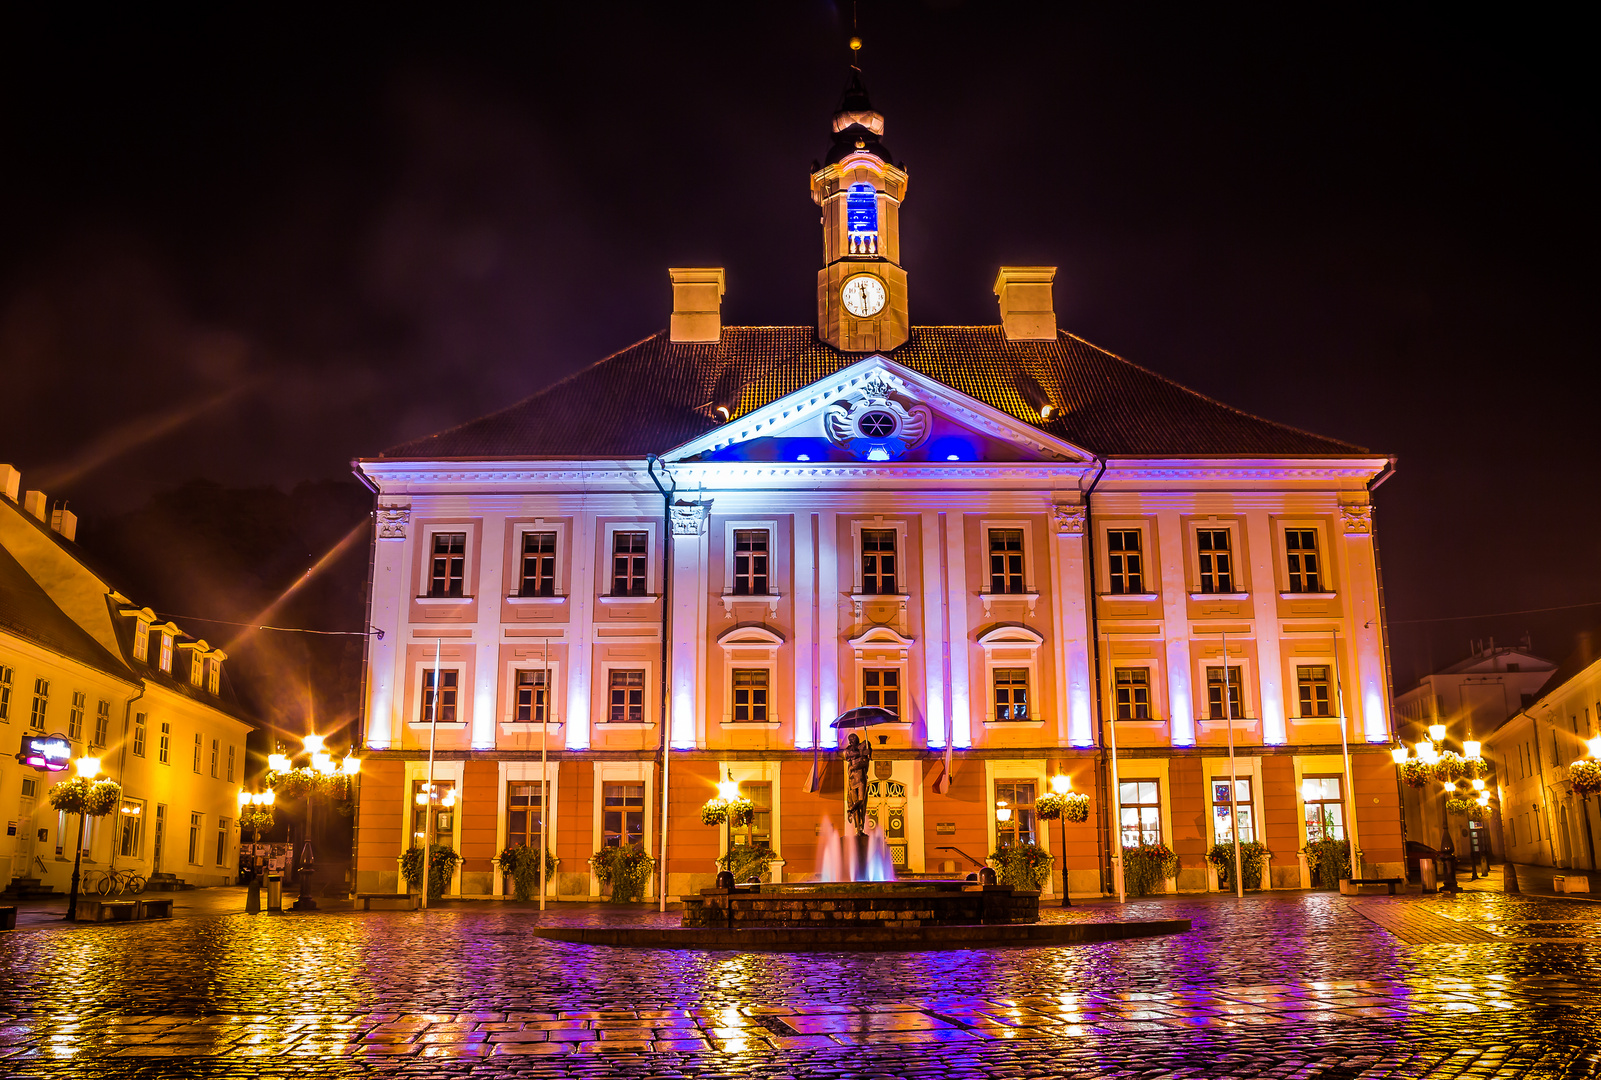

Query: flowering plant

[48,778,122,817]
[1461,756,1486,781]
[1034,793,1065,820]
[1034,791,1090,823]
[1206,841,1270,890]
[988,842,1054,890]
[1570,758,1601,796]
[1123,841,1179,897]
[1399,759,1432,788]
[1433,751,1466,783]
[1444,796,1486,820]
[700,800,728,826]
[240,804,275,836]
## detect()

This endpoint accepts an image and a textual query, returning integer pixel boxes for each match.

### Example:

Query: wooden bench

[77,899,138,922]
[0,905,15,931]
[137,898,174,919]
[1340,877,1404,896]
[356,893,419,911]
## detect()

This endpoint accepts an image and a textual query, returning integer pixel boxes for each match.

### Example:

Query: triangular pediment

[665,355,1094,465]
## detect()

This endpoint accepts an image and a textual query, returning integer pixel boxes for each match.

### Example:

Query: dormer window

[207,658,220,695]
[159,633,173,674]
[132,620,150,663]
[189,652,204,688]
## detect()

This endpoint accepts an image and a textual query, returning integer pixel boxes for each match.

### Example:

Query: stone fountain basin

[681,881,1038,929]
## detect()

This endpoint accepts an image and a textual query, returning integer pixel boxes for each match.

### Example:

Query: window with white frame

[207,658,220,695]
[1284,529,1323,593]
[227,744,236,782]
[132,621,149,662]
[1196,529,1234,594]
[1107,529,1144,594]
[1303,776,1345,841]
[118,798,145,859]
[68,690,85,741]
[1205,666,1244,720]
[1114,668,1151,720]
[1118,780,1162,846]
[992,668,1029,721]
[159,633,173,673]
[519,531,557,597]
[0,663,11,722]
[862,668,900,715]
[411,779,455,847]
[192,733,202,773]
[995,780,1037,847]
[188,812,203,864]
[29,678,48,731]
[611,531,648,596]
[1211,777,1255,843]
[506,781,546,849]
[93,699,109,747]
[1297,665,1333,718]
[428,532,468,597]
[732,529,770,595]
[730,781,772,849]
[861,529,897,595]
[731,668,770,723]
[514,669,548,723]
[608,669,645,723]
[132,712,146,757]
[215,818,229,865]
[210,738,219,778]
[421,669,459,723]
[158,721,170,764]
[189,652,204,687]
[988,529,1025,594]
[602,783,645,848]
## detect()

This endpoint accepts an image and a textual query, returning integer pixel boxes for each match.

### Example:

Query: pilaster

[367,502,410,749]
[471,513,505,749]
[1338,499,1388,742]
[1052,501,1094,746]
[1155,510,1196,746]
[944,512,972,748]
[565,514,597,749]
[669,501,709,749]
[920,510,947,749]
[1245,512,1288,744]
[793,513,816,749]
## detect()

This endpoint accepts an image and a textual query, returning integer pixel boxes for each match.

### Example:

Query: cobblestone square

[2,888,1600,1078]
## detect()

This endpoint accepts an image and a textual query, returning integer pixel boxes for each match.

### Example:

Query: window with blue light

[846,183,878,255]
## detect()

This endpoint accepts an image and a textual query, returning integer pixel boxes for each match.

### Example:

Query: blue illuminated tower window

[846,183,878,255]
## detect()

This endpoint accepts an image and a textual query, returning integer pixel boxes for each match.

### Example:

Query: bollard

[1419,859,1437,893]
[246,876,261,915]
[1504,862,1520,894]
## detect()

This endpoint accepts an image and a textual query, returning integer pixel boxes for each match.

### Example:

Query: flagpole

[1223,631,1242,898]
[1104,630,1124,902]
[1332,630,1362,877]
[540,637,549,913]
[421,637,440,911]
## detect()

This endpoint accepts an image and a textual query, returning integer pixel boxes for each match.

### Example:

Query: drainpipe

[110,682,146,872]
[1078,456,1109,893]
[646,455,675,912]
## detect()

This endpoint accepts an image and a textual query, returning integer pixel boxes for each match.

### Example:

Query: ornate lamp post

[58,755,115,922]
[1568,736,1601,873]
[1036,773,1090,907]
[1393,725,1487,892]
[265,734,359,912]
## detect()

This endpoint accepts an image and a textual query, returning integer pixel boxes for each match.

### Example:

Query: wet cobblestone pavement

[3,890,1599,1078]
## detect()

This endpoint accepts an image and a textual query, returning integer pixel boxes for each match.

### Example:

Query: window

[608,670,645,723]
[227,745,236,782]
[988,529,1025,594]
[193,733,202,773]
[159,633,173,673]
[158,721,171,764]
[1107,530,1144,594]
[132,712,146,757]
[428,532,467,597]
[506,781,546,849]
[1114,668,1151,720]
[210,739,219,778]
[730,781,772,849]
[68,690,85,741]
[29,678,48,731]
[1119,780,1162,847]
[993,668,1029,721]
[1303,776,1345,841]
[861,529,897,595]
[0,663,12,722]
[1212,777,1255,843]
[421,669,459,723]
[1297,666,1332,718]
[1206,666,1244,720]
[862,669,900,716]
[519,531,557,597]
[410,779,455,846]
[132,622,149,662]
[92,700,110,747]
[188,813,203,864]
[732,669,769,723]
[602,782,645,848]
[610,531,648,596]
[207,658,220,695]
[732,529,769,595]
[1285,529,1322,593]
[1197,529,1233,593]
[514,670,548,723]
[216,818,229,865]
[995,780,1037,848]
[118,799,145,859]
[57,811,91,857]
[189,652,204,688]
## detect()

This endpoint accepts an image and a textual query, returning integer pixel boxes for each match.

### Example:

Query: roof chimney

[0,464,19,502]
[994,266,1057,341]
[668,267,725,344]
[23,490,47,521]
[50,505,77,542]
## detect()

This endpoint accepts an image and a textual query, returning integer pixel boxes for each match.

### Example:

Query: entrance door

[153,805,167,875]
[17,777,38,877]
[865,779,909,869]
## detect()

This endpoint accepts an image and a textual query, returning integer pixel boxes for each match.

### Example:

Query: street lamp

[65,756,101,922]
[1394,724,1488,889]
[1051,774,1073,907]
[1566,738,1601,872]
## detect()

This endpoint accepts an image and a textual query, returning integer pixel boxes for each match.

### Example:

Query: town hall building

[351,69,1404,899]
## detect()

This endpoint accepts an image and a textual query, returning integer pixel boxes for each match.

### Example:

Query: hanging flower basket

[1062,792,1089,822]
[1433,751,1466,783]
[48,778,122,817]
[700,800,728,826]
[240,805,275,834]
[1034,793,1065,820]
[1444,796,1486,820]
[726,798,754,828]
[1570,758,1601,795]
[1461,757,1486,781]
[1399,759,1432,788]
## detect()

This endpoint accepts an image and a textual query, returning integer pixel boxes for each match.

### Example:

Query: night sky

[2,5,1595,689]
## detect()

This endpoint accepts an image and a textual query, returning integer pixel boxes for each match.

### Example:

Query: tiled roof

[0,545,137,685]
[381,327,1369,460]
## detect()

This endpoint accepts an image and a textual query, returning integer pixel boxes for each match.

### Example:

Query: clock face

[841,275,887,317]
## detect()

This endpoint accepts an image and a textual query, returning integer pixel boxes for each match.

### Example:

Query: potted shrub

[400,845,462,900]
[498,844,558,900]
[1206,840,1270,890]
[1302,837,1350,890]
[988,843,1054,891]
[1122,842,1179,897]
[592,845,655,903]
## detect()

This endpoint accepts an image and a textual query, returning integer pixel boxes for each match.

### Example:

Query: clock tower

[811,66,909,354]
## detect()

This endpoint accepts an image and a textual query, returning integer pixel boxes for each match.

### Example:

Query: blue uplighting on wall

[927,435,978,462]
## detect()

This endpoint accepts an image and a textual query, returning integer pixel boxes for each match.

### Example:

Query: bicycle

[85,868,147,896]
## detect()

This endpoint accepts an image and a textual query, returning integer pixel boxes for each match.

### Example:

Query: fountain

[815,817,896,883]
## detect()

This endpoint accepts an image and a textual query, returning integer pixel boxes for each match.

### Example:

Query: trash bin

[1419,859,1437,893]
[266,873,283,912]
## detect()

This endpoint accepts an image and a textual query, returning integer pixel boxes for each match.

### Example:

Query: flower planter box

[1554,875,1591,894]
